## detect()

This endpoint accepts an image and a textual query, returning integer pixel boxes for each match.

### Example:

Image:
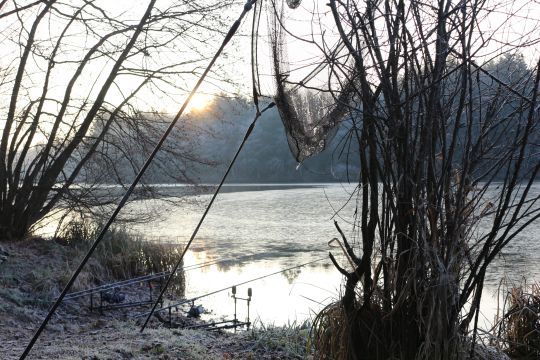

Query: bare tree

[267,0,540,358]
[0,0,234,239]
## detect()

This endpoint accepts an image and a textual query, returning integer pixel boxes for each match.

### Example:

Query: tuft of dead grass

[0,219,184,310]
[493,279,540,359]
[58,218,185,295]
[310,302,348,360]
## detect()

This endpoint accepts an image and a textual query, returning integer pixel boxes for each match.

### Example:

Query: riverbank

[0,239,310,359]
[1,309,310,359]
[0,237,529,359]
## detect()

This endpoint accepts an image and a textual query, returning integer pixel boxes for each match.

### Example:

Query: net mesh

[286,0,302,9]
[264,0,354,162]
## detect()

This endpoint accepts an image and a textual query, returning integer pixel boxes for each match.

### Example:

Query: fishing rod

[136,256,328,318]
[19,1,258,359]
[138,0,273,332]
[62,271,171,301]
[62,255,255,301]
[140,101,276,331]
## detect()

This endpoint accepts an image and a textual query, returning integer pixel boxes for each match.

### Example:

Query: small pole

[232,285,237,332]
[247,288,252,330]
[99,291,103,314]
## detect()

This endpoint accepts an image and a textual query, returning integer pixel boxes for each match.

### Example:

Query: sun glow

[187,93,213,113]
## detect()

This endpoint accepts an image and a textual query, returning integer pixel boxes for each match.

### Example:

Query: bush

[59,218,184,293]
[495,280,540,359]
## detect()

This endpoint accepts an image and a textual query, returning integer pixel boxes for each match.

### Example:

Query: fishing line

[140,101,275,331]
[251,0,262,112]
[136,256,327,318]
[61,255,255,301]
[139,0,274,331]
[20,1,258,358]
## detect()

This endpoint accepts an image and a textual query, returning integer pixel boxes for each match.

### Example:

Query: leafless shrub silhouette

[0,0,234,239]
[267,0,540,358]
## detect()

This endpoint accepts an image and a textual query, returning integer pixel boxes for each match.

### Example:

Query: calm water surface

[130,184,350,326]
[123,183,540,329]
[35,183,538,328]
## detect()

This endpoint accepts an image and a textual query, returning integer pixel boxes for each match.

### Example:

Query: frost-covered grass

[0,238,309,359]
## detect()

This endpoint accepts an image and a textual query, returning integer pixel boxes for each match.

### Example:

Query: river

[119,183,539,330]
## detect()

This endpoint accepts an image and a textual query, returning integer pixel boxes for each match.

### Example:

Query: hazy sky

[1,0,539,119]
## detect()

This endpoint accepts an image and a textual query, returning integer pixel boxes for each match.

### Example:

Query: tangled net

[261,0,355,162]
[286,0,302,9]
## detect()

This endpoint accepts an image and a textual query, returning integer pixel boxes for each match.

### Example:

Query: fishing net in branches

[260,0,355,162]
[286,0,301,9]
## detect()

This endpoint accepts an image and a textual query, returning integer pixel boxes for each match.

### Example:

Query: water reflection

[181,253,342,325]
[282,268,302,284]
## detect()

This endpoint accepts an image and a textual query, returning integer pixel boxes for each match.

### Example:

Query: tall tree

[0,0,232,239]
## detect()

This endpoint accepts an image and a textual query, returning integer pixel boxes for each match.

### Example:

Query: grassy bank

[0,225,311,359]
[0,220,184,310]
[1,316,311,359]
[0,234,310,359]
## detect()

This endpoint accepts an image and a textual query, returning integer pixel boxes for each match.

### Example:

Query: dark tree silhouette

[266,0,540,358]
[0,0,232,239]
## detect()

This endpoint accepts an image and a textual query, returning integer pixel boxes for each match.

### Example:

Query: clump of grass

[310,299,391,360]
[494,279,540,359]
[310,302,348,360]
[58,218,185,296]
[248,319,311,358]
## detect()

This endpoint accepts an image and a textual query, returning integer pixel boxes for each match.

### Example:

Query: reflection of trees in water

[319,262,331,270]
[188,247,216,274]
[213,256,257,271]
[215,260,236,272]
[282,268,302,284]
[188,247,253,272]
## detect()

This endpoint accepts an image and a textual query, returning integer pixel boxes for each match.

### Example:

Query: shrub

[495,280,540,359]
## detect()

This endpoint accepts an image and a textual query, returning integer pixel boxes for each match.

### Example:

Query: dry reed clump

[59,218,185,296]
[311,299,394,360]
[310,302,349,360]
[0,220,184,309]
[495,280,540,359]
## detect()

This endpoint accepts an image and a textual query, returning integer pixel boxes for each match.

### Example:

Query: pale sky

[1,0,539,121]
